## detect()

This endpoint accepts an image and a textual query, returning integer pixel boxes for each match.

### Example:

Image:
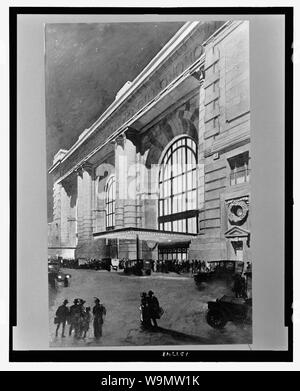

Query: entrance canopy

[93,227,198,243]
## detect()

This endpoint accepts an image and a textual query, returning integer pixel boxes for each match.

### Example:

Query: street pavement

[49,268,252,347]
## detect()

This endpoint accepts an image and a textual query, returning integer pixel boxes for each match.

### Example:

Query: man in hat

[92,297,106,339]
[55,299,69,337]
[69,298,80,336]
[148,290,160,328]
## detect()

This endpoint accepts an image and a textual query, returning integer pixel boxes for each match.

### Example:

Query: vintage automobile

[90,258,112,271]
[48,260,71,287]
[123,259,152,276]
[206,295,252,329]
[193,260,244,287]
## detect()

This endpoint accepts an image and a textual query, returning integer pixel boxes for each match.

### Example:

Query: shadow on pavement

[153,326,209,344]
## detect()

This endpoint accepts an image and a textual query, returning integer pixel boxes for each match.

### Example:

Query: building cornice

[49,21,202,173]
[51,55,205,184]
[49,20,233,180]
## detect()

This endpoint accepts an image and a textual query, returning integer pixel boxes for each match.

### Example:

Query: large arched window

[158,136,198,233]
[105,175,116,230]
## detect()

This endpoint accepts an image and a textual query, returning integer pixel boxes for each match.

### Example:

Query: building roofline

[50,52,205,180]
[48,21,202,172]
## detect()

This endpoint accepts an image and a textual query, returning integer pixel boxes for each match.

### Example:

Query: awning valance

[93,227,198,243]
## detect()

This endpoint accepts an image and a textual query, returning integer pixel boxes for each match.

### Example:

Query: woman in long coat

[92,298,106,339]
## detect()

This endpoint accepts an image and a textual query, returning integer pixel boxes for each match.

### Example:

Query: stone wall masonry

[205,198,220,210]
[205,208,221,220]
[189,239,227,260]
[198,21,250,261]
[205,156,226,174]
[205,177,227,192]
[203,44,220,140]
[205,166,227,183]
[75,238,107,259]
[224,23,250,124]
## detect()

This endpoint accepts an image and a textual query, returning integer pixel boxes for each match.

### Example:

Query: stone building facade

[48,20,251,263]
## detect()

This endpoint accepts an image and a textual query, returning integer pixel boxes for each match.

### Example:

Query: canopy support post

[136,234,140,260]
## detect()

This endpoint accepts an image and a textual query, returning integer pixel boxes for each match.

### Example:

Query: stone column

[95,197,106,232]
[124,137,137,228]
[114,132,139,259]
[66,176,78,247]
[114,134,138,228]
[198,76,206,218]
[60,182,70,247]
[114,134,126,229]
[76,163,94,246]
[52,182,62,248]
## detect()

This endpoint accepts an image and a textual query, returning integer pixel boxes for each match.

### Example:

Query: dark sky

[46,22,184,221]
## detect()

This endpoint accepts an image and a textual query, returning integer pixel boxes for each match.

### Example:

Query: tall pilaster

[76,163,94,245]
[114,134,126,229]
[95,197,106,232]
[60,183,70,246]
[114,134,138,229]
[51,182,62,247]
[124,136,137,228]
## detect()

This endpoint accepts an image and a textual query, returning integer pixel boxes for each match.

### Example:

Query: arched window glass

[158,136,198,233]
[105,176,116,230]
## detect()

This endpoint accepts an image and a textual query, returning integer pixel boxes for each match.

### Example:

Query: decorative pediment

[224,226,250,239]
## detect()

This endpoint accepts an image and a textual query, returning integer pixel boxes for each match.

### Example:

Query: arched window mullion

[158,136,198,234]
[105,176,116,231]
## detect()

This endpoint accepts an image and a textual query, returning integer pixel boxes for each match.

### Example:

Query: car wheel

[206,309,227,329]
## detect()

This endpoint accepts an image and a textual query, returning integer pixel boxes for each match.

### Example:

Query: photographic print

[46,19,252,347]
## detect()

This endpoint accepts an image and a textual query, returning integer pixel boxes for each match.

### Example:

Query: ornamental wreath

[227,200,249,224]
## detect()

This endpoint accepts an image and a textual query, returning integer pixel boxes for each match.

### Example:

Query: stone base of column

[188,236,227,260]
[118,239,136,259]
[75,239,107,259]
[118,239,158,260]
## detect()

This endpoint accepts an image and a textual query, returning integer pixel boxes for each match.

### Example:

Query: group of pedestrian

[54,297,106,339]
[139,290,162,330]
[150,259,207,274]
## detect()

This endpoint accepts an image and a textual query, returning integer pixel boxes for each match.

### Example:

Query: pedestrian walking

[148,290,160,328]
[69,298,80,336]
[81,307,92,339]
[54,299,69,338]
[140,292,151,329]
[233,274,247,299]
[93,297,106,339]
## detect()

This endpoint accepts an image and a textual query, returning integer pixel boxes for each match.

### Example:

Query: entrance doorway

[231,240,244,261]
[158,243,189,262]
[106,239,118,258]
